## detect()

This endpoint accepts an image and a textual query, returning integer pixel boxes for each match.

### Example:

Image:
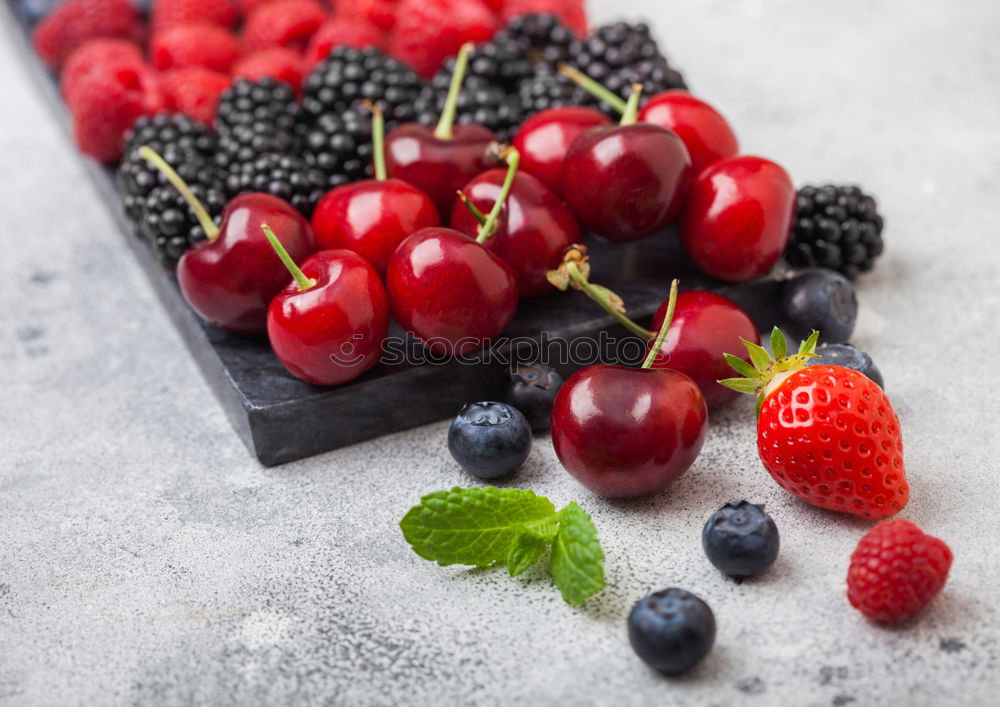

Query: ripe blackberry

[786,185,885,279]
[224,153,327,216]
[300,108,374,189]
[139,181,226,267]
[495,13,577,69]
[214,78,301,174]
[301,47,425,127]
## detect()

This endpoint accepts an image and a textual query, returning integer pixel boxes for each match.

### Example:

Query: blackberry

[786,185,885,279]
[224,153,327,216]
[301,108,374,189]
[301,47,425,127]
[139,181,226,267]
[214,78,301,174]
[495,13,577,69]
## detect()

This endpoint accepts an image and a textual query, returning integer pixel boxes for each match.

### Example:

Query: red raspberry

[847,519,953,623]
[304,19,387,69]
[233,48,306,90]
[162,67,232,126]
[152,0,239,30]
[71,66,166,162]
[60,39,143,108]
[32,0,143,71]
[338,0,400,33]
[390,0,499,78]
[242,0,328,52]
[151,23,242,73]
[502,0,588,37]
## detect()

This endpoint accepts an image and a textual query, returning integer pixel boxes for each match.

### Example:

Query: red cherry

[550,281,708,498]
[511,106,611,197]
[646,290,759,409]
[311,104,439,276]
[638,90,739,175]
[450,167,579,297]
[264,227,389,387]
[561,86,691,242]
[680,155,795,282]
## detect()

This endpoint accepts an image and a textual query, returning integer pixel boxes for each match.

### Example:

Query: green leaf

[724,353,761,378]
[798,330,820,355]
[718,377,759,394]
[551,502,605,605]
[507,532,549,577]
[770,327,787,359]
[400,487,556,567]
[741,338,773,371]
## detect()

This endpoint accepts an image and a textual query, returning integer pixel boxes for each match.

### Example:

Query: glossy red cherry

[263,226,389,386]
[638,90,739,175]
[646,290,759,409]
[561,86,691,242]
[680,155,795,282]
[550,282,708,498]
[384,44,496,218]
[512,106,611,197]
[311,104,439,276]
[450,164,579,297]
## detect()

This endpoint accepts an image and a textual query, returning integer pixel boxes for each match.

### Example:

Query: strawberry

[502,0,588,37]
[71,65,166,162]
[233,48,306,90]
[242,0,328,52]
[304,19,387,68]
[720,328,909,519]
[152,0,239,30]
[60,39,144,109]
[161,67,231,126]
[847,519,952,623]
[151,22,242,73]
[32,0,143,71]
[338,0,400,33]
[390,0,499,78]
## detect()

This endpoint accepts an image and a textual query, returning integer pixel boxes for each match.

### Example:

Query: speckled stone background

[2,1,999,705]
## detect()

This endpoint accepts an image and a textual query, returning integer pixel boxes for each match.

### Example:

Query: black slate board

[4,2,788,465]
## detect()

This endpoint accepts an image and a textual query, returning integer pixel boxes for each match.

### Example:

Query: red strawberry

[390,0,499,78]
[242,0,328,52]
[847,519,952,623]
[152,0,239,30]
[162,67,231,126]
[721,328,909,519]
[233,48,306,90]
[304,19,387,68]
[151,23,242,73]
[71,66,165,162]
[502,0,588,37]
[338,0,400,33]
[60,39,144,108]
[32,0,143,71]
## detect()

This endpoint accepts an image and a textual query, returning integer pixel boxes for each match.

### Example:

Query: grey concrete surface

[2,1,1000,705]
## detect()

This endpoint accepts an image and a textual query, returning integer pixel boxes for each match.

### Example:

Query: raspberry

[32,0,142,70]
[162,67,232,125]
[71,65,166,162]
[338,0,399,33]
[847,519,953,623]
[60,38,143,109]
[242,0,328,52]
[233,48,307,90]
[502,0,588,37]
[390,0,500,78]
[152,0,238,30]
[151,22,242,73]
[304,19,388,69]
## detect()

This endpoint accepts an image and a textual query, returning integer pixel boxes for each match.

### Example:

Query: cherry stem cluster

[262,223,315,292]
[139,146,219,242]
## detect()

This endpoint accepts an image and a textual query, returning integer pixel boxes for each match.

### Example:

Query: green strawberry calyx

[718,327,820,417]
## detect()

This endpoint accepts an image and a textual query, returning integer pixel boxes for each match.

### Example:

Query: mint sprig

[400,487,605,605]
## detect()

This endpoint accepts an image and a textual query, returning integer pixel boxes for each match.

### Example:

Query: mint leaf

[551,502,605,605]
[399,487,556,567]
[507,532,548,577]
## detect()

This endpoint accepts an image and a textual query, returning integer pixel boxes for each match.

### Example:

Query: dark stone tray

[4,2,787,465]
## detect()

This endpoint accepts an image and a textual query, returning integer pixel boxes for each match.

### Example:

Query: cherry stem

[434,42,473,140]
[262,223,315,292]
[476,147,520,244]
[457,191,488,226]
[619,84,643,126]
[365,100,387,181]
[564,262,655,340]
[557,63,628,113]
[641,279,679,369]
[139,146,219,241]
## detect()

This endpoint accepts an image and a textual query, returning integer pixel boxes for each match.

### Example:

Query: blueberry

[448,402,532,479]
[702,500,780,578]
[780,268,857,343]
[504,363,564,432]
[627,588,716,674]
[807,342,884,389]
